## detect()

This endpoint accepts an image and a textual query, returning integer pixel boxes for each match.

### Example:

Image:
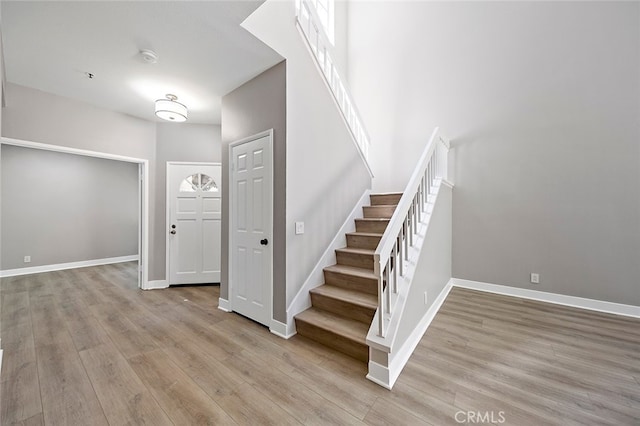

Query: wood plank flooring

[1,262,639,425]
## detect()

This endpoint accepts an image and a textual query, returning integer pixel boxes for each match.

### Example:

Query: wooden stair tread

[370,193,403,206]
[335,247,374,255]
[310,285,378,310]
[295,307,369,343]
[356,218,390,221]
[345,232,383,237]
[324,264,377,279]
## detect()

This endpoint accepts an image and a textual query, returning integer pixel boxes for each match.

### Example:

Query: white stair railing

[295,0,373,176]
[373,127,450,337]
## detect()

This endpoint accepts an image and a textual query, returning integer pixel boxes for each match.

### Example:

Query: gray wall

[243,1,372,320]
[1,83,159,276]
[221,61,287,321]
[1,144,138,269]
[153,122,221,280]
[347,1,640,305]
[1,84,221,282]
[2,83,157,162]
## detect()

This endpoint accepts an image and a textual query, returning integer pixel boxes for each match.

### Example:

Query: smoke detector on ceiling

[140,49,158,64]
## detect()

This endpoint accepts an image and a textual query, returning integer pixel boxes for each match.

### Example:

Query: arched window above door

[179,173,218,192]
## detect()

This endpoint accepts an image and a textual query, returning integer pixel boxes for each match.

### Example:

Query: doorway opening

[0,137,149,289]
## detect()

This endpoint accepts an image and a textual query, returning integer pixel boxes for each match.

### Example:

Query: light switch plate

[295,221,305,235]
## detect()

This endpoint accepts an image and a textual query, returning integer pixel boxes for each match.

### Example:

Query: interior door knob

[170,230,176,235]
[260,238,268,246]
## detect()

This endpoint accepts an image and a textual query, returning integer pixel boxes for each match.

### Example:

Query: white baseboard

[144,280,168,290]
[367,280,453,390]
[366,361,392,390]
[285,189,371,336]
[0,255,139,278]
[368,275,639,389]
[441,178,454,189]
[270,319,295,339]
[451,278,640,318]
[218,298,231,312]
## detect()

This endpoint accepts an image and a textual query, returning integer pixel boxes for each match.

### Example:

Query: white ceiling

[1,1,283,125]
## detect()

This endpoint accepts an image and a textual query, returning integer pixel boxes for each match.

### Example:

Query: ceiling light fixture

[155,94,187,122]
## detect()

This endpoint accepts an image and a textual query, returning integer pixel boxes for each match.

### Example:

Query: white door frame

[165,161,221,286]
[228,129,274,327]
[0,137,150,289]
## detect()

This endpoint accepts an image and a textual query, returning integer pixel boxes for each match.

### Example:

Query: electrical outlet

[530,273,540,284]
[424,291,428,305]
[295,221,305,235]
[24,256,31,263]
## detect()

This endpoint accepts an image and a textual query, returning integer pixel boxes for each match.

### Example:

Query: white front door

[230,131,273,326]
[167,163,221,285]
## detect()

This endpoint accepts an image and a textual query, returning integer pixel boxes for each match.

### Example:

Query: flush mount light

[155,94,187,122]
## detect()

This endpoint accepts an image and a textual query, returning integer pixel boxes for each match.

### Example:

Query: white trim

[165,161,222,286]
[145,280,169,290]
[164,161,222,166]
[283,315,297,338]
[218,298,231,312]
[285,188,372,337]
[0,255,139,278]
[441,179,454,189]
[366,280,453,389]
[228,129,274,327]
[366,361,392,390]
[388,281,452,387]
[366,182,443,352]
[140,160,150,290]
[269,319,294,339]
[451,278,640,319]
[1,137,150,290]
[1,137,146,163]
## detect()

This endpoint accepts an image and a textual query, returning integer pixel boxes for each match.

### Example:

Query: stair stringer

[366,179,453,389]
[285,189,371,337]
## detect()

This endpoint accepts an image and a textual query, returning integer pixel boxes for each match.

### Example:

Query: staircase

[294,193,402,362]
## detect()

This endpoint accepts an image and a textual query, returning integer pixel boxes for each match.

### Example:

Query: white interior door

[168,163,221,285]
[230,131,273,326]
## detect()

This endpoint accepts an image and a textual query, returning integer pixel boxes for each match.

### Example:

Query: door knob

[170,230,176,235]
[260,238,268,246]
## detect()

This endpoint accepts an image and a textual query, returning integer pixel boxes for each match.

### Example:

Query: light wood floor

[1,263,638,425]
